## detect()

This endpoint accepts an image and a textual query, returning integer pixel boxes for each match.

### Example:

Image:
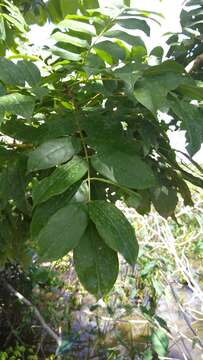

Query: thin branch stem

[174,149,203,175]
[84,8,125,62]
[74,106,91,201]
[85,176,137,196]
[4,281,61,346]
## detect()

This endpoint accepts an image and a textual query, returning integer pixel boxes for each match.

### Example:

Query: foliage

[167,0,203,76]
[1,187,202,358]
[0,0,203,299]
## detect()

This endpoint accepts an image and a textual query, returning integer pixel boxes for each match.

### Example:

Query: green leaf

[104,30,145,47]
[56,339,74,356]
[1,118,46,144]
[144,60,185,75]
[84,53,105,75]
[124,0,131,6]
[89,200,138,265]
[134,72,184,114]
[0,158,28,213]
[151,329,169,357]
[136,190,151,215]
[31,182,81,239]
[152,278,163,296]
[149,46,164,63]
[134,79,167,114]
[16,60,41,86]
[114,63,142,93]
[151,186,178,218]
[47,0,63,23]
[143,349,153,360]
[0,93,35,118]
[74,223,119,298]
[91,149,156,190]
[117,18,150,36]
[51,31,89,48]
[40,111,77,141]
[124,192,142,209]
[3,13,26,34]
[186,0,203,5]
[170,99,203,156]
[178,84,203,101]
[93,47,113,65]
[28,137,81,172]
[82,0,99,9]
[60,0,80,17]
[32,156,88,206]
[0,16,6,41]
[94,41,127,64]
[0,83,6,96]
[1,112,76,145]
[58,19,96,35]
[131,45,147,61]
[50,45,82,61]
[0,58,41,86]
[36,203,88,261]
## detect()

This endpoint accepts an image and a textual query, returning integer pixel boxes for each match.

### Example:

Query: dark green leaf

[47,0,62,23]
[51,45,82,61]
[136,190,151,215]
[149,46,164,62]
[1,118,46,144]
[124,192,142,209]
[28,137,81,172]
[178,84,203,101]
[117,18,150,36]
[32,156,88,206]
[44,112,77,137]
[0,83,6,96]
[144,60,185,75]
[151,186,178,218]
[94,41,127,64]
[89,200,138,265]
[84,53,105,75]
[91,149,156,190]
[0,158,28,213]
[170,99,203,156]
[104,30,145,47]
[74,223,119,298]
[31,182,81,239]
[60,0,80,17]
[36,203,88,261]
[82,0,99,9]
[134,73,184,114]
[0,93,35,118]
[16,60,41,86]
[134,80,167,114]
[114,63,142,92]
[0,58,41,86]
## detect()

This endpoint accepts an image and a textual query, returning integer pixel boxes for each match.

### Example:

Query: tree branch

[186,53,203,73]
[4,281,61,346]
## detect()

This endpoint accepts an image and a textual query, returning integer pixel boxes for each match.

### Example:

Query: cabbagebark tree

[0,0,202,297]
